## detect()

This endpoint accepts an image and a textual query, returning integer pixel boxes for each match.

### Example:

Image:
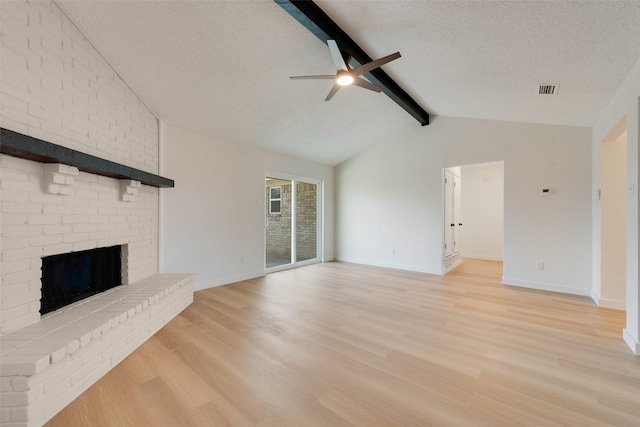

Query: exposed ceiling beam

[275,0,430,126]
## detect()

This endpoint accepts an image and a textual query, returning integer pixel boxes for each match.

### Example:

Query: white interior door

[453,173,462,254]
[444,168,461,259]
[444,170,454,258]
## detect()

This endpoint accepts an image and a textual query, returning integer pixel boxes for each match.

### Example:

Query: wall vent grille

[537,84,559,95]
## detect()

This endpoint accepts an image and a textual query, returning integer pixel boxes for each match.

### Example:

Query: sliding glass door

[265,175,320,271]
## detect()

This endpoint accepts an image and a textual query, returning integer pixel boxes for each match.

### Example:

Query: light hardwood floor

[47,259,640,426]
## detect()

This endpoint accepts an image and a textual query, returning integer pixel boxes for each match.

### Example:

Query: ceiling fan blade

[353,77,382,93]
[351,52,401,76]
[325,83,341,101]
[290,75,336,80]
[327,40,349,72]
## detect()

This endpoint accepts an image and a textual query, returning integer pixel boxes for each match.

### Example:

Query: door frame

[596,116,628,309]
[442,162,505,275]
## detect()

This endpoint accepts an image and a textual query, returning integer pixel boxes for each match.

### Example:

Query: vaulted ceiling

[58,0,640,166]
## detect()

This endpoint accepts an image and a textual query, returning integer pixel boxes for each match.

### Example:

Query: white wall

[336,117,592,296]
[461,162,504,261]
[160,123,334,290]
[593,54,640,355]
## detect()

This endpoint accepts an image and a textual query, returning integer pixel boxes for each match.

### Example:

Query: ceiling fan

[290,40,401,101]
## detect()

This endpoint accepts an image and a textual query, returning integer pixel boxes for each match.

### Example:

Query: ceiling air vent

[537,84,559,95]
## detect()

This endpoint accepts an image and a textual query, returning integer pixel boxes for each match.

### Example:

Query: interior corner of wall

[590,289,601,306]
[623,328,640,355]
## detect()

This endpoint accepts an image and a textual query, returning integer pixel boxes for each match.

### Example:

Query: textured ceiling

[58,0,640,166]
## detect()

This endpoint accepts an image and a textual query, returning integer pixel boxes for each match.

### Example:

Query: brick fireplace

[0,1,193,425]
[0,142,194,426]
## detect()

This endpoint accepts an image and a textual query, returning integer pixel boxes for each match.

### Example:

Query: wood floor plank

[47,259,640,426]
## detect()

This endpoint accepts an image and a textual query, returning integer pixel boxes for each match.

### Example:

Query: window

[269,186,281,214]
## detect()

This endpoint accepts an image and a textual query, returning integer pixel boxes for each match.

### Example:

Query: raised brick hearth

[0,274,193,426]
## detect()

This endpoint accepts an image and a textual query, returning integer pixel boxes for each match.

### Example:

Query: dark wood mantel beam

[0,128,174,188]
[275,0,430,126]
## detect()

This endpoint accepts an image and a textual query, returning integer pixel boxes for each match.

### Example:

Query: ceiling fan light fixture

[336,74,354,86]
[290,40,400,101]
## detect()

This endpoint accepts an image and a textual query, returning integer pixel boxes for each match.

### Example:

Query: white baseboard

[597,298,626,310]
[336,256,443,275]
[194,271,266,291]
[501,277,591,296]
[590,289,626,310]
[442,258,462,275]
[623,329,640,355]
[462,254,503,262]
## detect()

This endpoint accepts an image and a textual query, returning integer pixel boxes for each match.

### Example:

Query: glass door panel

[296,181,317,262]
[265,177,292,268]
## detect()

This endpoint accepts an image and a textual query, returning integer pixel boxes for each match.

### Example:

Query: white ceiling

[58,0,640,166]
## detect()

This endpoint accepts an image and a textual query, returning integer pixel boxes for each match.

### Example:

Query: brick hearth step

[0,273,194,426]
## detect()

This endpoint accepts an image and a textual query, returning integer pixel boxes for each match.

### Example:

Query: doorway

[265,175,321,271]
[443,162,504,275]
[599,117,627,309]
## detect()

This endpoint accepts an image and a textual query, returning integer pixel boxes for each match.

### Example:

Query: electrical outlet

[392,248,396,255]
[241,256,245,264]
[536,261,544,270]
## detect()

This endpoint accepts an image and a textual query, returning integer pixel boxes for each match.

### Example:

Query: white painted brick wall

[0,0,159,173]
[0,155,159,334]
[0,5,187,424]
[0,0,162,335]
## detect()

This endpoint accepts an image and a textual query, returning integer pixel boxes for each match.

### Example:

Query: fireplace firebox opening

[40,245,123,315]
